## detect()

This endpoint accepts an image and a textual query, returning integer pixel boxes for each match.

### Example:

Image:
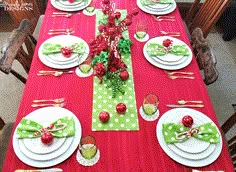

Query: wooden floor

[0,8,15,32]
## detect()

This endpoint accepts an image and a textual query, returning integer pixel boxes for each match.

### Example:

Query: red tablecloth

[2,0,234,171]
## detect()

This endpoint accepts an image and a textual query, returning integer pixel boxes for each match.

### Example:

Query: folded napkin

[16,116,75,139]
[141,0,174,5]
[162,122,220,144]
[146,43,190,56]
[42,42,86,55]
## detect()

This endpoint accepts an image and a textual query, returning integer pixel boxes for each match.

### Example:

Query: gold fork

[165,71,194,75]
[31,102,66,108]
[32,98,65,103]
[169,75,195,80]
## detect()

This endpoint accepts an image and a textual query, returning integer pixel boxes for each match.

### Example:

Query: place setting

[51,0,91,12]
[156,108,222,167]
[12,107,82,168]
[38,35,89,69]
[136,0,177,15]
[143,36,193,70]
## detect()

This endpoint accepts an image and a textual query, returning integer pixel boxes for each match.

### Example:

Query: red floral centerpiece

[89,0,138,98]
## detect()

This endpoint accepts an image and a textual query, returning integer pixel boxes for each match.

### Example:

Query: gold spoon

[177,100,203,105]
[32,98,65,103]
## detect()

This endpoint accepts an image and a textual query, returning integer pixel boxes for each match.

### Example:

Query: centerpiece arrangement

[91,0,140,131]
[89,0,138,98]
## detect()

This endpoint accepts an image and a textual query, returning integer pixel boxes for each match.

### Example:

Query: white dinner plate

[156,108,222,167]
[143,36,192,70]
[13,107,82,168]
[51,0,91,11]
[38,35,89,69]
[137,0,177,15]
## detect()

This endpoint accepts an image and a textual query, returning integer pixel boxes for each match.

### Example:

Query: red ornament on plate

[41,132,54,145]
[68,0,74,3]
[61,47,73,58]
[163,39,173,47]
[116,103,127,114]
[99,111,110,123]
[182,115,194,128]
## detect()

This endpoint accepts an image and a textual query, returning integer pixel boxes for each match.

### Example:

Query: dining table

[2,0,235,171]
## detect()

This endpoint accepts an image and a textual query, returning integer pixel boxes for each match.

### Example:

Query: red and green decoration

[89,0,138,98]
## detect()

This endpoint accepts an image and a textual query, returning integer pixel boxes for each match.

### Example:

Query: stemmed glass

[134,20,149,42]
[79,135,97,159]
[84,0,96,15]
[142,94,159,116]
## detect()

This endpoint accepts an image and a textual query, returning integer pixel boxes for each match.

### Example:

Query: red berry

[114,12,121,19]
[116,103,127,114]
[103,0,110,4]
[132,8,139,16]
[119,70,129,81]
[182,115,194,128]
[41,132,54,145]
[124,18,132,26]
[99,111,110,123]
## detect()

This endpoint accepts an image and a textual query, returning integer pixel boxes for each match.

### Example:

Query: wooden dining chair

[185,0,231,38]
[221,112,236,169]
[0,19,37,84]
[191,27,218,85]
[0,117,14,170]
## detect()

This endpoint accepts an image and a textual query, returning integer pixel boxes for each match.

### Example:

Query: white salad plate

[38,35,89,69]
[156,108,222,167]
[13,107,82,168]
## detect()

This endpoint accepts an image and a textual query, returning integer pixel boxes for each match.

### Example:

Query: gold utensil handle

[167,104,204,108]
[15,168,63,172]
[31,103,63,107]
[32,98,64,103]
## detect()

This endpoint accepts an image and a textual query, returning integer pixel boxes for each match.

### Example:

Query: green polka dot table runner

[92,10,139,131]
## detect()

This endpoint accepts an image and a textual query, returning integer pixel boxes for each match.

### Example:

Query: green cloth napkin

[146,43,190,56]
[141,0,174,5]
[162,122,220,144]
[42,42,86,55]
[16,116,75,139]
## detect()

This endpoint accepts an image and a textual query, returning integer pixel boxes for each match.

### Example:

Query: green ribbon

[16,116,75,139]
[42,42,86,55]
[162,122,220,144]
[141,0,174,5]
[118,38,132,54]
[146,43,190,56]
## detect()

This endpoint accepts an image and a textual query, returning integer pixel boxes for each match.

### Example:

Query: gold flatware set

[37,70,74,77]
[52,12,72,18]
[15,168,63,172]
[167,99,204,108]
[31,98,66,108]
[48,28,74,35]
[165,71,195,80]
[153,15,175,22]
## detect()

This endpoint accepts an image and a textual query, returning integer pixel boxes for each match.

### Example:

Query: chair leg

[10,70,26,84]
[0,117,5,130]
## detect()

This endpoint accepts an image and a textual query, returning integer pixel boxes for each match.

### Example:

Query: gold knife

[166,104,204,108]
[15,168,63,172]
